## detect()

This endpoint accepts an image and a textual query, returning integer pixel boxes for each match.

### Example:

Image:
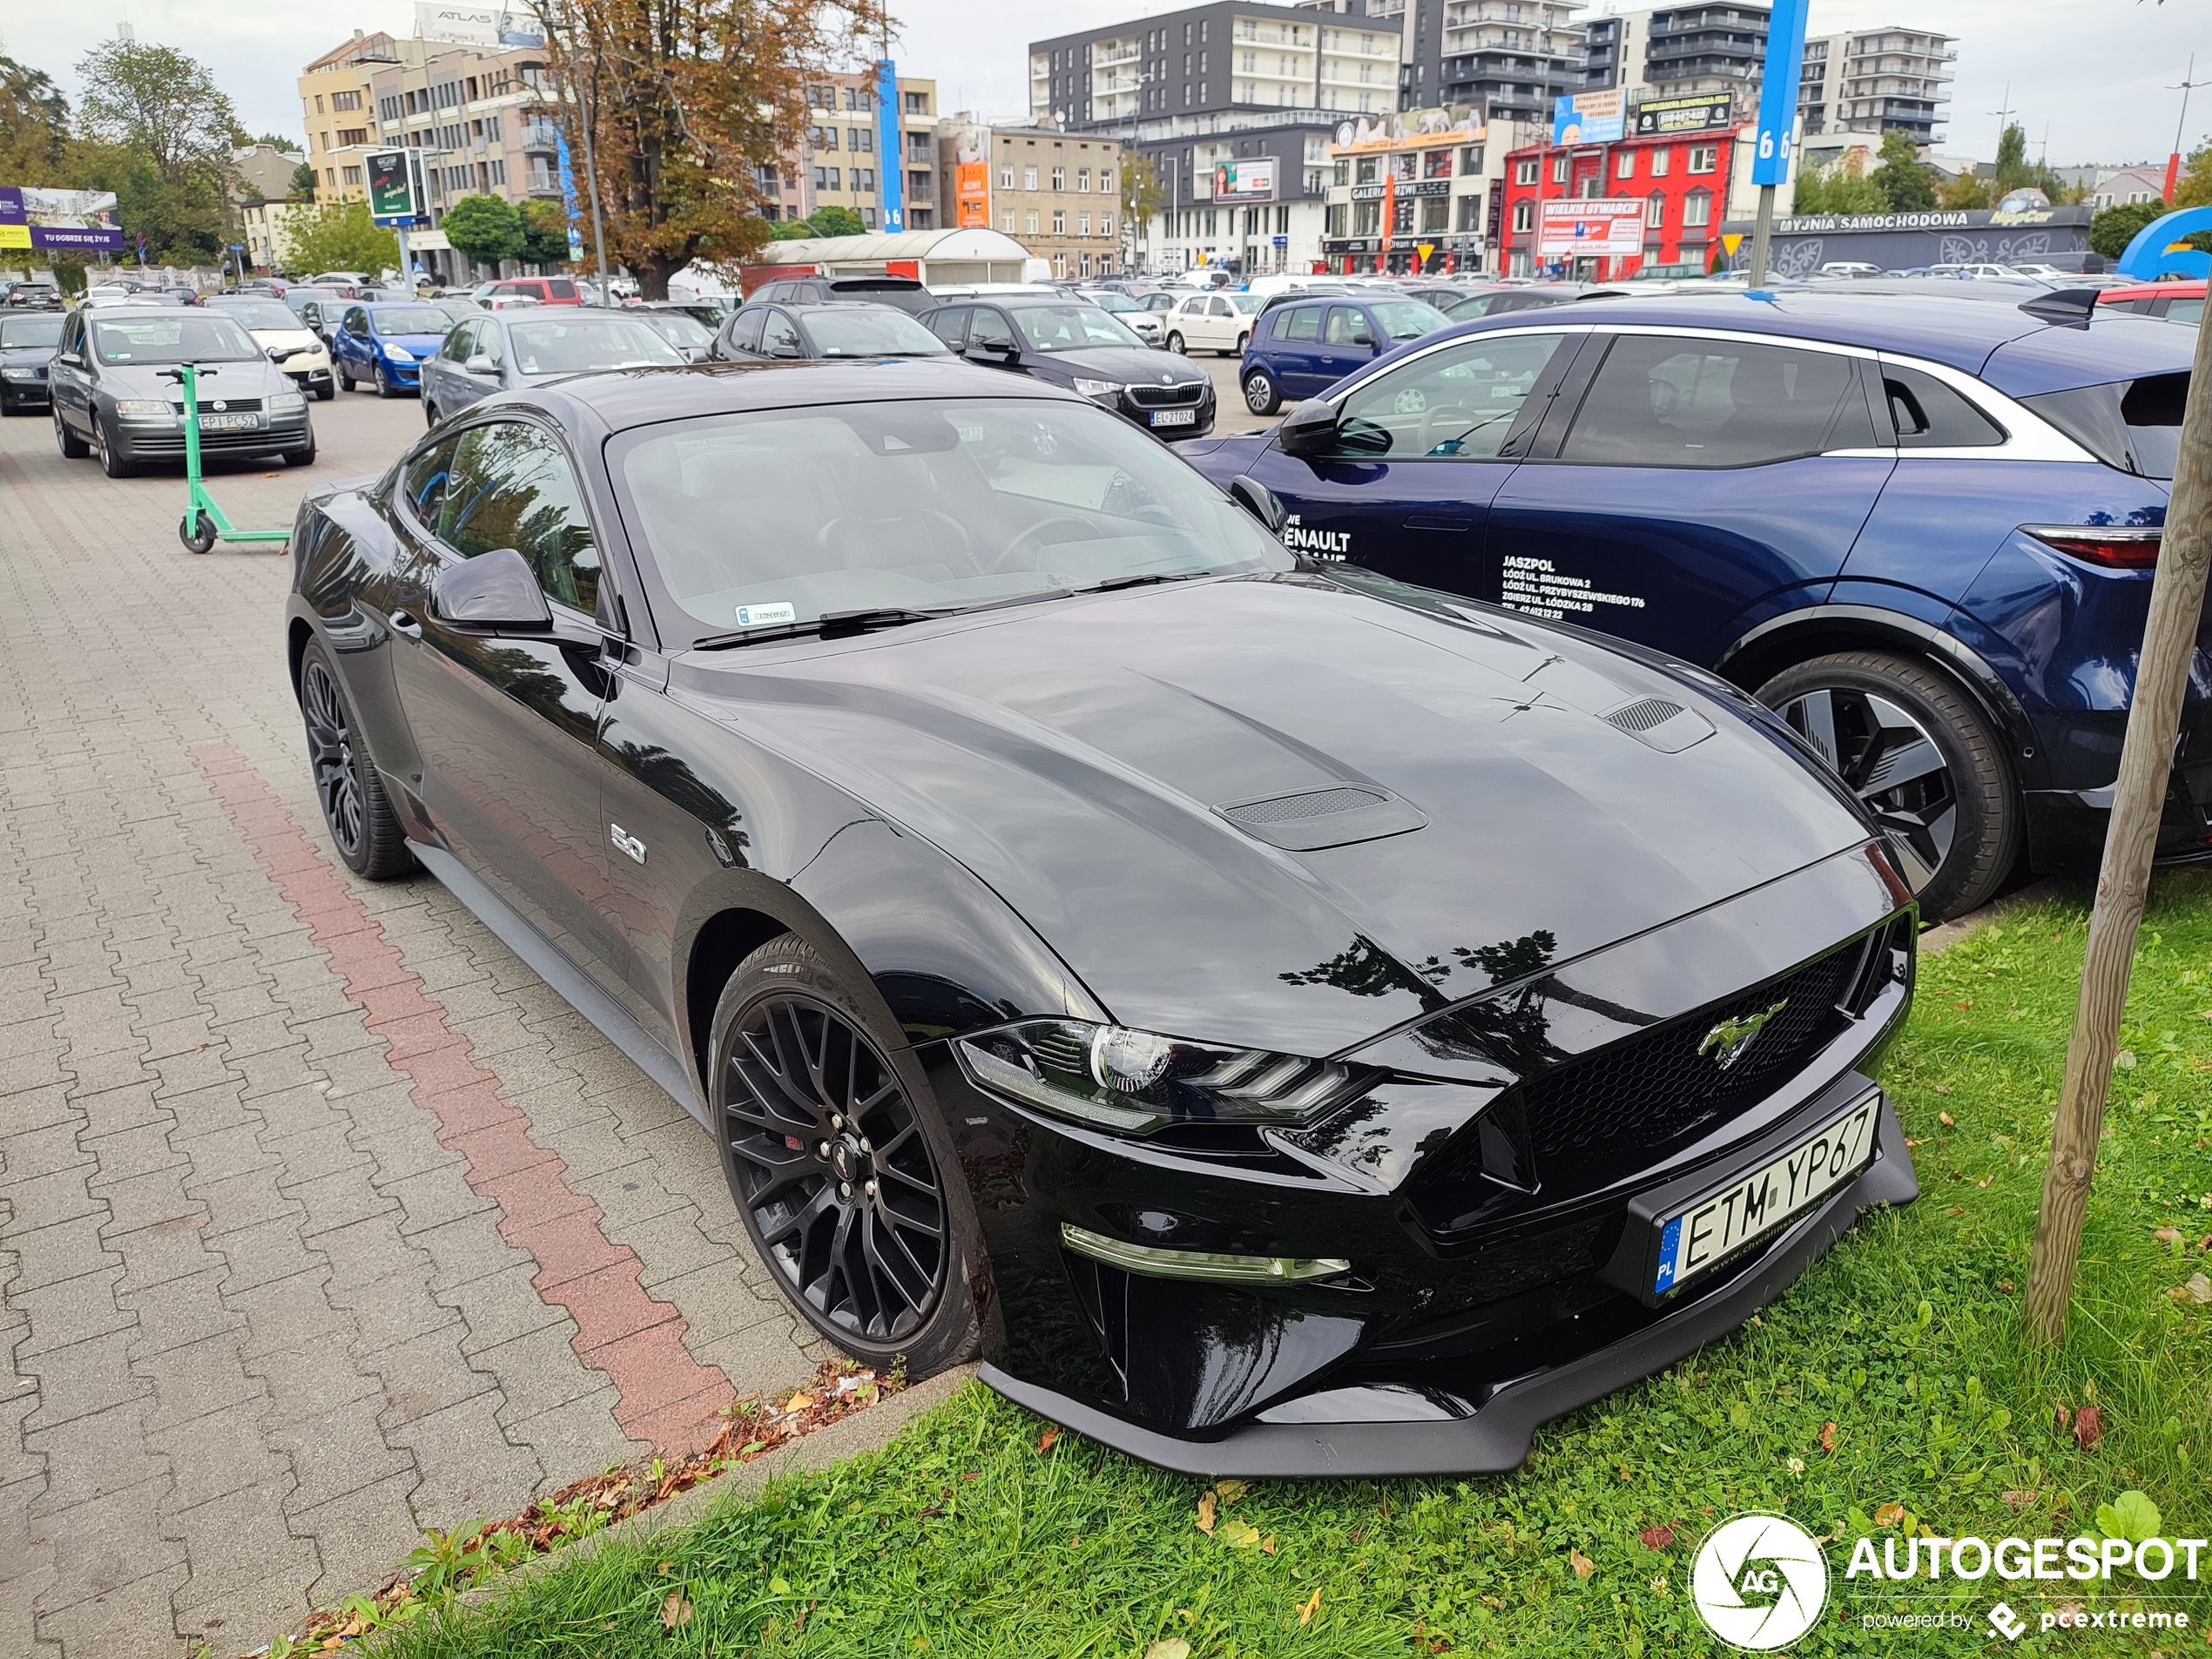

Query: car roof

[1447,289,2195,393]
[520,357,1085,430]
[2099,280,2208,300]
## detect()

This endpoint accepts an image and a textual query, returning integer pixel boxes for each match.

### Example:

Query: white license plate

[1150,408,1197,427]
[197,413,259,431]
[1651,1092,1880,1295]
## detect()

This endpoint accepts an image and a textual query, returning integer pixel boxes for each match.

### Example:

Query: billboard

[367,152,416,224]
[0,186,125,253]
[414,3,542,46]
[1214,158,1277,203]
[1331,108,1482,154]
[1634,94,1735,136]
[1552,89,1624,145]
[1538,198,1642,258]
[954,162,990,229]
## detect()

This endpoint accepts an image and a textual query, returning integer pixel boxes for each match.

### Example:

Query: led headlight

[267,388,307,412]
[1071,377,1124,401]
[112,398,171,417]
[955,1019,1362,1136]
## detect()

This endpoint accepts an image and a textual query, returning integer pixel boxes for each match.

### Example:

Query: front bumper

[1,372,51,405]
[116,414,314,462]
[2022,703,2212,873]
[944,844,1917,1475]
[379,358,423,388]
[986,1089,1916,1477]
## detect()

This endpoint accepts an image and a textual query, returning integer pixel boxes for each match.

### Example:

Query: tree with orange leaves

[533,0,894,298]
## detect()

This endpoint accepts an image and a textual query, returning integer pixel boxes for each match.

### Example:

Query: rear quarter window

[1881,365,2005,448]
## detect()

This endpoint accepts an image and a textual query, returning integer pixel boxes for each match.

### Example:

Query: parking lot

[0,387,835,1656]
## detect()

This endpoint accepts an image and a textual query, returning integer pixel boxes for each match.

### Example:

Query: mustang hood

[672,575,1874,1057]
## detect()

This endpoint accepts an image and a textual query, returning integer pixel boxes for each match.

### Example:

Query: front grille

[1522,939,1865,1169]
[168,396,265,414]
[1125,381,1204,408]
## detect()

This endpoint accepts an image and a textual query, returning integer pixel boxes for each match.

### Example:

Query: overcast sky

[3,0,2202,171]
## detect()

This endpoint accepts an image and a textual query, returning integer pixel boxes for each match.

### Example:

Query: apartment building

[297,31,435,204]
[1425,0,1587,127]
[229,143,307,274]
[934,118,1124,278]
[1320,106,1494,273]
[1498,118,1765,275]
[778,71,939,233]
[1578,5,1764,103]
[1798,27,1954,145]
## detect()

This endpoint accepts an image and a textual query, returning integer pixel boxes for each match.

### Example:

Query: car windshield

[617,397,1291,639]
[801,307,949,357]
[90,314,260,365]
[504,316,685,374]
[434,300,482,324]
[1010,304,1145,352]
[1092,293,1143,313]
[634,311,716,350]
[373,305,458,335]
[1368,299,1453,340]
[207,300,300,330]
[2,317,64,347]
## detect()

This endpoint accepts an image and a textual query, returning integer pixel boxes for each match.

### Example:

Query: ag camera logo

[1690,1512,1830,1650]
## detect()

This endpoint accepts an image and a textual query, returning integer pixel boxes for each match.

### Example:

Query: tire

[1232,330,1249,357]
[338,364,355,391]
[54,408,88,458]
[180,510,217,555]
[422,397,439,428]
[297,638,417,880]
[315,382,335,401]
[1166,330,1186,354]
[374,363,396,400]
[283,438,316,467]
[97,416,136,478]
[1242,367,1281,415]
[1757,650,2019,923]
[709,934,982,1375]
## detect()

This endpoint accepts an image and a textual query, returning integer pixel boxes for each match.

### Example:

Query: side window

[2169,297,2205,326]
[925,307,969,347]
[1210,296,1235,317]
[968,307,1016,349]
[477,324,505,368]
[730,307,768,352]
[1279,305,1321,342]
[440,421,602,614]
[760,309,804,357]
[401,435,460,527]
[345,307,368,335]
[441,321,474,362]
[764,282,796,302]
[1325,306,1372,346]
[1328,333,1571,461]
[1880,363,2006,448]
[546,279,577,300]
[1561,335,1867,468]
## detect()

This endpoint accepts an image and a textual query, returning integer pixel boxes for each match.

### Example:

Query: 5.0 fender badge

[609,823,647,865]
[1699,1000,1787,1070]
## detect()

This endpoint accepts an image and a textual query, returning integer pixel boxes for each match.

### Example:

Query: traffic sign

[1750,0,1809,188]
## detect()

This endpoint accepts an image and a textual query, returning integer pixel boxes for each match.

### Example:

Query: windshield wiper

[691,607,947,650]
[1081,570,1212,593]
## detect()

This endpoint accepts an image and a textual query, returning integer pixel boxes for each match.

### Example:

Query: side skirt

[405,838,710,1130]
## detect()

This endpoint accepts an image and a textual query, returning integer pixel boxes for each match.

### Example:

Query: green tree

[1870,129,1935,211]
[1938,170,1993,209]
[247,132,296,153]
[0,54,70,180]
[2174,139,2212,209]
[518,198,572,266]
[290,161,317,202]
[766,214,815,239]
[1120,151,1163,253]
[1792,162,1885,215]
[1993,122,2031,192]
[442,192,524,266]
[2089,199,2175,261]
[280,199,398,277]
[805,204,867,237]
[76,38,238,192]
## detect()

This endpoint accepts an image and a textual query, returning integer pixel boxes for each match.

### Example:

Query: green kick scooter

[164,362,293,555]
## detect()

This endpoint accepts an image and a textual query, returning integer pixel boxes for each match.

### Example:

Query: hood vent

[1600,695,1714,755]
[1215,785,1427,853]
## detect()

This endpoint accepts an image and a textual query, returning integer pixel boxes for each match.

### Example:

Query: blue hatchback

[1186,290,2195,921]
[331,300,460,398]
[1237,292,1453,416]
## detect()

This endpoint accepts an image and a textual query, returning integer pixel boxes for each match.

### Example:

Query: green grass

[376,876,2212,1657]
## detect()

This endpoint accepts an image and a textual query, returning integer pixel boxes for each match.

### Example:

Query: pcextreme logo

[1690,1512,1830,1650]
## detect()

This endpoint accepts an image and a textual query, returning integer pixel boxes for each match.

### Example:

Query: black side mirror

[965,339,1015,362]
[430,547,551,631]
[1228,474,1285,533]
[1277,398,1340,458]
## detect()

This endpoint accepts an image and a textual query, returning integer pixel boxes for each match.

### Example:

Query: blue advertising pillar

[556,134,585,263]
[1745,0,1809,285]
[877,59,904,233]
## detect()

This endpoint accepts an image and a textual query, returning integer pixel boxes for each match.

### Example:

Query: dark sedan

[1,313,64,412]
[283,357,1917,1476]
[921,293,1216,439]
[417,307,685,425]
[711,300,950,364]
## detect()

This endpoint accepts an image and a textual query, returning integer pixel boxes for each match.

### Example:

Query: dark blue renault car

[1185,291,2194,921]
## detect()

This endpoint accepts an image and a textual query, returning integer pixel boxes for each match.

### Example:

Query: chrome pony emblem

[1698,1000,1788,1070]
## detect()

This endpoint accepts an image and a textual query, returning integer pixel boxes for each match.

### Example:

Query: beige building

[228,143,307,274]
[768,71,939,233]
[934,118,1124,280]
[298,31,435,204]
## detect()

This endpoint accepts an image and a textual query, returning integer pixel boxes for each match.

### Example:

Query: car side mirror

[965,340,1015,361]
[1228,474,1285,533]
[464,353,495,374]
[1352,329,1375,347]
[1277,398,1340,457]
[430,547,551,631]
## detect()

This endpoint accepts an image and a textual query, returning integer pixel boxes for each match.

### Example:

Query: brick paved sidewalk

[0,395,823,1657]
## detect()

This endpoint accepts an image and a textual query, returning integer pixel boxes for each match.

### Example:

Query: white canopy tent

[738,228,1039,287]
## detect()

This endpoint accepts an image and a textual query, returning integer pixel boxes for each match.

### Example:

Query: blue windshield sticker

[735,603,797,628]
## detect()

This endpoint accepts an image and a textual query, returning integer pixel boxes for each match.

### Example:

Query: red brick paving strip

[190,739,738,1451]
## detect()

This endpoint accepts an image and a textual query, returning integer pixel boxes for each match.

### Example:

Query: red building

[1499,125,1744,280]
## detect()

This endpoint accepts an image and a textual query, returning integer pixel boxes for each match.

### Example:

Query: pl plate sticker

[735,602,798,628]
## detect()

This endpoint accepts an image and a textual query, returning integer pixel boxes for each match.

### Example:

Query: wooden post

[2025,305,2212,1346]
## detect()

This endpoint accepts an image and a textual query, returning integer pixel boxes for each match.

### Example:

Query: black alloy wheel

[711,935,978,1370]
[1758,650,2018,922]
[297,640,415,879]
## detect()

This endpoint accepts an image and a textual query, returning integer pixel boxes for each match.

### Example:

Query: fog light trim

[1060,1222,1349,1284]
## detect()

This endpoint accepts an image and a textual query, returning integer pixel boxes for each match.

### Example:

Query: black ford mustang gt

[283,357,1919,1476]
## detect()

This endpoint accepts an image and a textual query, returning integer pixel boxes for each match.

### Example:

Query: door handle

[1405,516,1474,533]
[388,609,422,638]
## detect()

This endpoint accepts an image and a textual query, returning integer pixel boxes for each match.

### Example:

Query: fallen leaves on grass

[1639,1524,1675,1550]
[1873,1502,1905,1528]
[659,1593,692,1629]
[1195,1491,1216,1535]
[2074,1405,2105,1450]
[1035,1427,1060,1453]
[1569,1547,1595,1580]
[2171,1272,2212,1305]
[2156,1226,2186,1245]
[1297,1588,1322,1627]
[1221,1517,1264,1549]
[2003,1490,2038,1510]
[1144,1641,1191,1659]
[1820,1421,1838,1453]
[1214,1479,1248,1504]
[1939,1111,1956,1127]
